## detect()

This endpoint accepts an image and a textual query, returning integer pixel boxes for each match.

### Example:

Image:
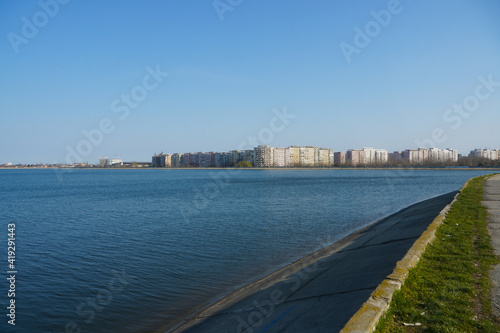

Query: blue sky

[1,0,499,164]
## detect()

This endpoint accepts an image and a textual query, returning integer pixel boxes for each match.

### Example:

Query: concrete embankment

[165,191,458,333]
[483,174,500,318]
[341,181,468,332]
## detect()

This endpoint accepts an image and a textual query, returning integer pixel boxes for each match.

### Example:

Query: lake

[0,168,496,332]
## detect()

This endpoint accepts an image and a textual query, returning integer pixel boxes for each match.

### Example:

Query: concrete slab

[482,201,500,210]
[171,191,458,333]
[483,174,500,320]
[483,195,500,201]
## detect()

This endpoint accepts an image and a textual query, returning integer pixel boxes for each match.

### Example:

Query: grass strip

[375,175,500,332]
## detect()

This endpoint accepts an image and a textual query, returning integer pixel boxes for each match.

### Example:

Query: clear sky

[1,0,499,164]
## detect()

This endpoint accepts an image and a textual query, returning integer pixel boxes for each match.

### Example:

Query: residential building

[469,148,500,160]
[317,148,334,167]
[346,149,365,166]
[99,158,123,167]
[151,154,161,167]
[180,153,192,166]
[214,152,226,167]
[171,153,182,167]
[198,152,215,167]
[299,146,316,167]
[289,146,301,167]
[389,151,403,163]
[402,148,458,165]
[273,147,290,167]
[334,152,346,166]
[362,147,388,165]
[403,148,429,165]
[228,150,239,167]
[152,153,172,167]
[240,149,255,166]
[152,145,464,169]
[254,145,274,167]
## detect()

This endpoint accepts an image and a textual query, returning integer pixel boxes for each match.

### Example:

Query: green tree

[236,161,252,168]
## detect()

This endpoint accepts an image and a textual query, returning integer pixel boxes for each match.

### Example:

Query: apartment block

[240,149,255,166]
[228,149,255,167]
[214,152,226,167]
[402,148,458,165]
[289,146,301,167]
[362,147,388,165]
[254,145,274,167]
[469,148,500,160]
[152,145,467,168]
[151,154,162,167]
[299,146,316,167]
[171,153,182,167]
[228,150,240,167]
[346,149,365,166]
[334,152,346,166]
[402,148,428,165]
[389,151,403,162]
[273,147,290,167]
[317,148,334,167]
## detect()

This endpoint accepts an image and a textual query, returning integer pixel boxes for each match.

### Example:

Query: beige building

[316,148,334,167]
[299,146,317,167]
[289,146,301,167]
[403,148,429,165]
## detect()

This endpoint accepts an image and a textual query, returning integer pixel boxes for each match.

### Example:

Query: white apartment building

[273,147,290,167]
[99,158,123,166]
[362,147,388,165]
[404,148,458,164]
[469,148,500,160]
[429,148,458,163]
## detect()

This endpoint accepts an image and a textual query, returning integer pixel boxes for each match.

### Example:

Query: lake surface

[0,168,496,333]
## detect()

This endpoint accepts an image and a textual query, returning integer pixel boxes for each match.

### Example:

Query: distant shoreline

[2,167,500,171]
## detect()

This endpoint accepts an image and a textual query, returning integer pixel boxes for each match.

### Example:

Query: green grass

[375,175,500,332]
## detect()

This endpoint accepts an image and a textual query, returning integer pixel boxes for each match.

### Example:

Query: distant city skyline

[2,142,500,165]
[3,144,499,167]
[1,1,499,164]
[149,145,497,169]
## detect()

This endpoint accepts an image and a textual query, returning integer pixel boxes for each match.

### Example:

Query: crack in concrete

[284,286,379,304]
[194,285,379,319]
[338,236,419,253]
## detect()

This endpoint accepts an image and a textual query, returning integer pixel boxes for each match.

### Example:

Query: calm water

[0,168,496,333]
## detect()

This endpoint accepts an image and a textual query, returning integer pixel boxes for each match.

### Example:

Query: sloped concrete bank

[163,191,458,333]
[340,180,471,333]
